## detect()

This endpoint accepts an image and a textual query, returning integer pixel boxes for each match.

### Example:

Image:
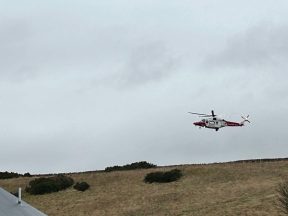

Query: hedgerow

[105,161,156,172]
[0,171,21,179]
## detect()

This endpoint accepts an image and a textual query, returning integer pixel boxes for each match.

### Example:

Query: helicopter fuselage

[193,117,243,131]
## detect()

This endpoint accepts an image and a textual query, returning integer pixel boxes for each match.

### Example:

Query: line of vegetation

[0,171,21,179]
[0,171,32,179]
[105,161,156,172]
[144,169,182,183]
[228,157,288,164]
[25,175,74,195]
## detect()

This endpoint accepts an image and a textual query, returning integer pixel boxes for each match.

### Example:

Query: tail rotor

[241,115,250,124]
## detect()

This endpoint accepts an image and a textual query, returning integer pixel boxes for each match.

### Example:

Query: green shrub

[105,161,156,172]
[144,169,182,183]
[55,174,74,189]
[74,182,90,192]
[25,175,74,195]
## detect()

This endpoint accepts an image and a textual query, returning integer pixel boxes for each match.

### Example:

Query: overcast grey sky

[1,1,288,174]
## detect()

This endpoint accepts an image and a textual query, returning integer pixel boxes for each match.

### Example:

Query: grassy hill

[1,160,288,216]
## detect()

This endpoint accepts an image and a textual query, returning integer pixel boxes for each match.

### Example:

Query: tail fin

[240,115,250,125]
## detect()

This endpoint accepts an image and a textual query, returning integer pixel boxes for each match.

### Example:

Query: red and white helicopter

[189,110,250,131]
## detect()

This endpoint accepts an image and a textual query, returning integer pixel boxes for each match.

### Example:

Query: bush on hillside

[24,172,32,177]
[25,175,74,195]
[144,169,183,183]
[0,171,21,179]
[74,182,90,192]
[105,161,156,172]
[277,181,288,215]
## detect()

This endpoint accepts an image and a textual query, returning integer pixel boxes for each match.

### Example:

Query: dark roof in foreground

[0,187,47,216]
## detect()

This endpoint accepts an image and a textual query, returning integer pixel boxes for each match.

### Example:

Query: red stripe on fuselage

[225,121,242,127]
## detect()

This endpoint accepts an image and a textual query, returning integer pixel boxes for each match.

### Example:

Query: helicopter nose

[194,121,203,126]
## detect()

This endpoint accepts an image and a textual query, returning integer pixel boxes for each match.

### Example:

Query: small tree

[277,181,288,215]
[24,172,32,177]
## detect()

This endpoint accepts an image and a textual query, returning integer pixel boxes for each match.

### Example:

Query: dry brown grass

[1,161,288,216]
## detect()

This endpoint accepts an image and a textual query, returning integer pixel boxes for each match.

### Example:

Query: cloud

[119,42,179,87]
[204,24,288,69]
[0,18,38,82]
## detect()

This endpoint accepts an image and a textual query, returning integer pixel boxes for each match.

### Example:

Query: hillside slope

[1,160,288,216]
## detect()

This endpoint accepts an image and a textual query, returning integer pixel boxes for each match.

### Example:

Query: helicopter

[189,110,250,131]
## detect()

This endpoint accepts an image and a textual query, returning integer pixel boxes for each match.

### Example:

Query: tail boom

[225,121,243,127]
[226,115,250,127]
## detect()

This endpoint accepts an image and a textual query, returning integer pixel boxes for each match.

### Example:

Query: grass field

[1,160,288,216]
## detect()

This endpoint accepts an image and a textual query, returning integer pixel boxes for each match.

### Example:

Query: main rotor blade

[188,112,209,116]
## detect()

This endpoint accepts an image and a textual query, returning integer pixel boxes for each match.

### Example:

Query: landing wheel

[215,128,219,131]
